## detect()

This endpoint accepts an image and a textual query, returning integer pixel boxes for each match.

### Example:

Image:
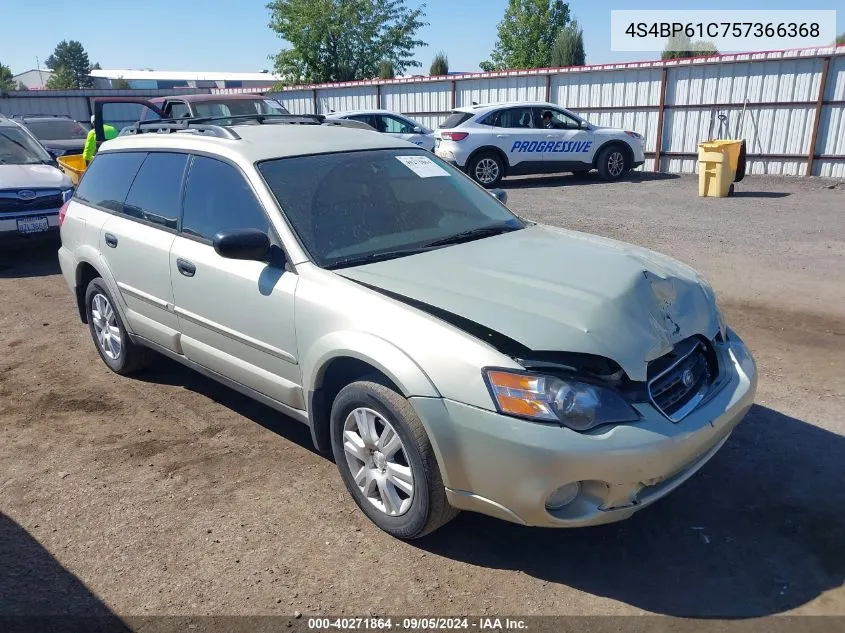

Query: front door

[538,107,596,168]
[169,155,303,410]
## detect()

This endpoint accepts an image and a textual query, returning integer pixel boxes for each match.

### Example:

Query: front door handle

[104,233,118,248]
[496,134,509,138]
[176,258,196,277]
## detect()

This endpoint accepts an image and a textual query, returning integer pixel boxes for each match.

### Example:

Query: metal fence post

[654,67,668,172]
[806,56,831,177]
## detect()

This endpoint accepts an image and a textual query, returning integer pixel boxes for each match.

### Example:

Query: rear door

[169,155,303,409]
[483,107,547,172]
[74,150,184,351]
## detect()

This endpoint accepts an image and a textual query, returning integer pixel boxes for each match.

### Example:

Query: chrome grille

[0,190,63,214]
[648,339,714,422]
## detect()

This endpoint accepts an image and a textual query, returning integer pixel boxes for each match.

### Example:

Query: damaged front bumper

[410,328,757,528]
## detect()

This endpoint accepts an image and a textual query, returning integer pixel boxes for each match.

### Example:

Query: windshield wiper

[422,223,521,248]
[326,247,431,270]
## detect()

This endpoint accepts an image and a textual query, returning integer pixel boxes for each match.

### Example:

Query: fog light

[545,482,581,511]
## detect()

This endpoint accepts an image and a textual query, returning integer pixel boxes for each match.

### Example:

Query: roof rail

[121,113,328,140]
[12,113,74,119]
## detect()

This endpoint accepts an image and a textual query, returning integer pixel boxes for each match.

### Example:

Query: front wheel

[467,152,504,188]
[330,376,458,539]
[596,146,629,181]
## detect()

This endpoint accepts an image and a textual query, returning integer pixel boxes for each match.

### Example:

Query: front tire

[330,376,457,539]
[85,278,153,375]
[467,151,504,188]
[596,145,629,181]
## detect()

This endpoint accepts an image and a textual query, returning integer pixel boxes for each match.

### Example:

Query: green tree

[111,76,131,89]
[836,33,844,45]
[661,34,718,60]
[480,0,570,71]
[378,60,395,79]
[45,66,78,90]
[550,19,585,67]
[268,0,427,84]
[430,51,448,75]
[45,40,94,88]
[0,62,15,92]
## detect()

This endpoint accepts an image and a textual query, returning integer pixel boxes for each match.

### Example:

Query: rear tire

[85,278,153,375]
[330,375,458,539]
[596,145,629,181]
[467,151,504,188]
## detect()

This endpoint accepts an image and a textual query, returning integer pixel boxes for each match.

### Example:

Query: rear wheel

[596,145,629,181]
[85,278,153,375]
[467,151,504,188]
[330,376,457,539]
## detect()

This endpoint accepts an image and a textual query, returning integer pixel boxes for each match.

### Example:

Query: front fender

[303,330,440,398]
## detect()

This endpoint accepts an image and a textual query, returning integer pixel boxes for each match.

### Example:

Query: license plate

[17,217,49,234]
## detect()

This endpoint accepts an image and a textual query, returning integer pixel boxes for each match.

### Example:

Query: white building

[89,69,280,90]
[12,69,54,90]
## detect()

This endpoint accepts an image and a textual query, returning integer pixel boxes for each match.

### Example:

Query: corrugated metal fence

[270,46,845,178]
[2,48,843,177]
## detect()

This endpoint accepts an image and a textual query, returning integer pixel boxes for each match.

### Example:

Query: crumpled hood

[0,164,72,190]
[337,224,720,382]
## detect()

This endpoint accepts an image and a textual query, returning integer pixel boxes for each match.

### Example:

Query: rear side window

[181,156,269,242]
[486,108,536,129]
[75,152,146,212]
[438,112,473,129]
[123,152,189,229]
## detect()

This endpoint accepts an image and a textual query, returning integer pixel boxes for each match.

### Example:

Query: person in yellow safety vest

[82,115,119,164]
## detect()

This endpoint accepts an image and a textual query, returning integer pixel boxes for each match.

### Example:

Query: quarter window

[123,152,189,229]
[181,156,269,242]
[75,152,146,212]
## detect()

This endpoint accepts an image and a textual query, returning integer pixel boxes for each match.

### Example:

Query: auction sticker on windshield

[396,155,450,178]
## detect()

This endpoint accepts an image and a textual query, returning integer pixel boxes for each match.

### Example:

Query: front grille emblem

[681,368,695,388]
[17,190,37,200]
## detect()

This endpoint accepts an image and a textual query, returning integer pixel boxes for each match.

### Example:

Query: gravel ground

[1,173,843,623]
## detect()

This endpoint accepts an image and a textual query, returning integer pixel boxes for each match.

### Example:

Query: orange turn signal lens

[485,369,557,421]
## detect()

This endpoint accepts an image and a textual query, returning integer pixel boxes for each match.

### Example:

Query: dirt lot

[1,173,843,621]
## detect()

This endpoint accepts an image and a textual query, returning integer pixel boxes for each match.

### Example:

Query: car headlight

[61,188,74,203]
[624,130,644,141]
[484,369,640,431]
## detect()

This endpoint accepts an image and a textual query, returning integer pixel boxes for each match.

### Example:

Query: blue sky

[2,0,842,76]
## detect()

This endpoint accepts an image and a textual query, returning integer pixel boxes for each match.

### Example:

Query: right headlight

[484,368,640,431]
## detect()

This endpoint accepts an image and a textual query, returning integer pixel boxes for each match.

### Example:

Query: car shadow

[133,356,322,457]
[0,512,131,630]
[0,239,62,279]
[414,405,844,618]
[501,171,681,189]
[731,191,791,198]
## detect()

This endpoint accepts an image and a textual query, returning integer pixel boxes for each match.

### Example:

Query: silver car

[58,113,757,539]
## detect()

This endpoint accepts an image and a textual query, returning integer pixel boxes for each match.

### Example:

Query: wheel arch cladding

[468,146,509,172]
[75,261,102,323]
[304,336,440,453]
[593,140,633,168]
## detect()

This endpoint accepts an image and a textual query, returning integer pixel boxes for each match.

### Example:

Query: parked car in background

[324,109,435,151]
[0,115,74,242]
[12,114,91,158]
[138,94,290,121]
[58,114,756,540]
[434,101,645,187]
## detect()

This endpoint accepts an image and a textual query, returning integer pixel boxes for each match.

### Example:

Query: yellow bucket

[58,154,87,187]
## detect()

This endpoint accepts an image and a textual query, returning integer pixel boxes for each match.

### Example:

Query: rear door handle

[104,233,118,248]
[496,134,509,138]
[176,258,196,277]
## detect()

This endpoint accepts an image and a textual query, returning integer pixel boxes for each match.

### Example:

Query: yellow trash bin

[698,139,743,197]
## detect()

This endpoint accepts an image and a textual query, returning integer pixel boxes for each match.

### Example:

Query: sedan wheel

[607,150,625,178]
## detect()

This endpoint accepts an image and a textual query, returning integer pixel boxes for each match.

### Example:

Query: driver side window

[380,115,414,134]
[167,102,191,118]
[542,109,582,130]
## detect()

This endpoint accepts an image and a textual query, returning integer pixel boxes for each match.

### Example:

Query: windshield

[23,119,89,140]
[0,126,52,165]
[258,149,525,269]
[194,98,290,118]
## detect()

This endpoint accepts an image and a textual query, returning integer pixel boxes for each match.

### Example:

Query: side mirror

[490,189,508,205]
[413,126,422,133]
[213,228,272,262]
